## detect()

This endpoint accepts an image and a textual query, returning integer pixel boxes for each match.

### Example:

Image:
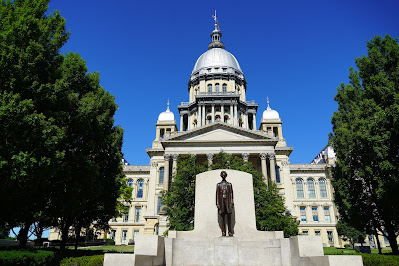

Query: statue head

[220,171,227,180]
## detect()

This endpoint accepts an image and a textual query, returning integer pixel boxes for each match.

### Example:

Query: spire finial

[167,99,170,111]
[267,97,271,110]
[208,11,225,50]
[212,10,219,30]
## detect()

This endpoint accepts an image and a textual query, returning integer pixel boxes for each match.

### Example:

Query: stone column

[172,154,178,176]
[242,153,249,162]
[180,115,183,132]
[253,113,257,130]
[234,104,238,126]
[198,104,202,127]
[202,105,206,125]
[207,153,214,170]
[221,105,224,122]
[211,104,215,123]
[230,105,233,125]
[243,112,248,129]
[269,153,276,183]
[163,154,171,191]
[260,153,268,184]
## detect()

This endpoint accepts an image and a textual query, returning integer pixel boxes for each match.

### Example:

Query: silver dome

[192,48,242,74]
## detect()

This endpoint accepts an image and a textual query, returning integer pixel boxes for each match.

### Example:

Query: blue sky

[48,0,399,165]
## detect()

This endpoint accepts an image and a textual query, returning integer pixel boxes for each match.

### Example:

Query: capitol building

[51,19,342,247]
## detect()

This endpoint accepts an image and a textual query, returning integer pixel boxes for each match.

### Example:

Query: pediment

[188,129,253,141]
[165,122,275,143]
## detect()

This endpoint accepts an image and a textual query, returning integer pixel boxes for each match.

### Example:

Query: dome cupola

[262,98,280,120]
[208,14,225,50]
[158,100,175,122]
[190,12,243,77]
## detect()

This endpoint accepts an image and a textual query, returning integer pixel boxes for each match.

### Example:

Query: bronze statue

[216,171,234,236]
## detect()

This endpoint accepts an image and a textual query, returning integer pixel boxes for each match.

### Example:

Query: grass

[76,245,134,253]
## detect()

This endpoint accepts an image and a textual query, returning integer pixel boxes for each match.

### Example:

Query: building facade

[49,19,345,247]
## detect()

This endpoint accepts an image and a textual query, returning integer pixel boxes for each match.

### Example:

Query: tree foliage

[162,152,298,237]
[330,35,399,253]
[336,220,366,248]
[0,0,129,248]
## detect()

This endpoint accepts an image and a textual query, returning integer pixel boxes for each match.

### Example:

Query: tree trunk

[374,232,382,254]
[74,225,81,251]
[17,222,31,248]
[60,221,71,250]
[386,226,399,254]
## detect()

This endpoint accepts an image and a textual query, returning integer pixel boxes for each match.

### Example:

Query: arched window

[222,84,227,92]
[207,84,212,93]
[159,167,164,184]
[307,178,316,198]
[224,115,229,123]
[127,179,133,187]
[215,83,220,92]
[137,179,144,198]
[319,178,327,198]
[296,178,304,198]
[275,166,280,183]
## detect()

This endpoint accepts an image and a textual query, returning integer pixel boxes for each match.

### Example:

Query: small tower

[154,101,178,144]
[259,98,286,146]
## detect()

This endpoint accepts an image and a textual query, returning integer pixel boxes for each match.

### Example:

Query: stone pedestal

[105,169,363,266]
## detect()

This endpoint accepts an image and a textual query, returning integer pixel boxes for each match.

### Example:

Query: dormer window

[223,68,227,72]
[207,68,211,73]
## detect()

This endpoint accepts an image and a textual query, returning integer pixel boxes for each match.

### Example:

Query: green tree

[162,152,298,237]
[336,220,366,248]
[0,0,68,247]
[330,35,399,254]
[0,0,128,248]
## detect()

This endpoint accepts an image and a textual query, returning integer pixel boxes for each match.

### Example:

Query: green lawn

[77,245,134,253]
[324,247,392,255]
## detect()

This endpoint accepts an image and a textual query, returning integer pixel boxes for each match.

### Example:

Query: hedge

[325,252,399,266]
[0,250,56,266]
[361,253,399,266]
[60,255,104,266]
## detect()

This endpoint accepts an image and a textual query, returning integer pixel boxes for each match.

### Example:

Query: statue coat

[216,181,234,214]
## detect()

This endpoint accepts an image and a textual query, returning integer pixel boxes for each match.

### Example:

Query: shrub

[103,238,115,245]
[60,255,104,266]
[344,244,351,249]
[361,254,399,266]
[0,250,56,266]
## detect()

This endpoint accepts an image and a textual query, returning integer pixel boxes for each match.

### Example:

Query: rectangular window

[312,207,319,223]
[133,230,139,243]
[157,197,162,214]
[110,230,116,240]
[135,207,141,222]
[302,230,308,235]
[123,212,129,222]
[122,230,127,244]
[327,231,334,245]
[300,207,307,223]
[275,166,280,183]
[324,207,331,223]
[159,167,164,184]
[315,230,321,236]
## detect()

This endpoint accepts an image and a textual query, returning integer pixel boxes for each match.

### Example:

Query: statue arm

[216,184,220,208]
[230,184,234,205]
